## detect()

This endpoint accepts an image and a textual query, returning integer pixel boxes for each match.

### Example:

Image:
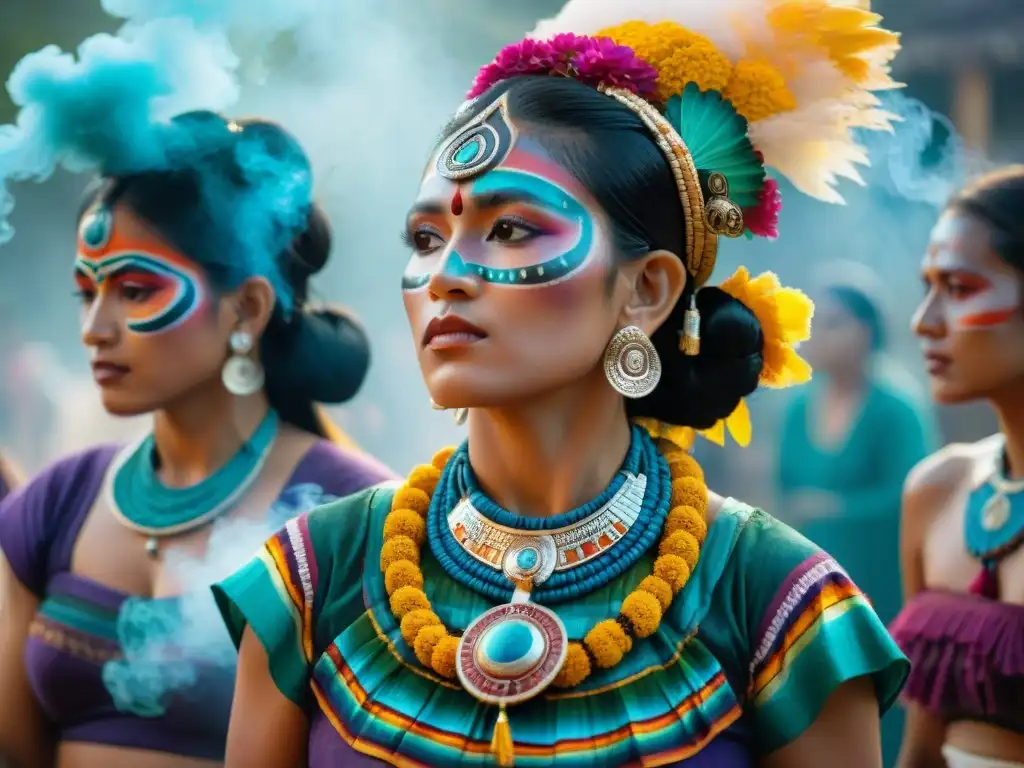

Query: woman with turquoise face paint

[216,2,909,766]
[0,110,394,768]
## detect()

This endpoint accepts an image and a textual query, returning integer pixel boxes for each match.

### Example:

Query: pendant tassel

[490,702,515,767]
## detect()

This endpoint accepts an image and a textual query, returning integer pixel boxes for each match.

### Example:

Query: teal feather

[664,83,765,211]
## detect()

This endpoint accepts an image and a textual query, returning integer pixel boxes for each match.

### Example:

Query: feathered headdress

[465,0,900,449]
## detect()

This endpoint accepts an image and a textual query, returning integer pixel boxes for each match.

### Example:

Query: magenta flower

[744,178,782,239]
[467,35,659,101]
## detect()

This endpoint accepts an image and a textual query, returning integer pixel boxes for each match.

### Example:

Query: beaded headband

[599,85,743,287]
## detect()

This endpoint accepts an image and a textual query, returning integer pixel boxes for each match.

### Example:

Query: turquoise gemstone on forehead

[80,209,112,248]
[454,138,482,165]
[481,620,534,665]
[516,548,539,571]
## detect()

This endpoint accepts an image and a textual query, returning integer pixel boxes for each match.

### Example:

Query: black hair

[947,165,1024,274]
[825,284,886,352]
[443,76,764,430]
[79,111,370,437]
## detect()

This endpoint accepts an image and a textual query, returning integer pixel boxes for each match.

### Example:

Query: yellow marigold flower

[664,505,708,544]
[392,487,431,517]
[431,446,456,471]
[723,60,797,123]
[384,559,424,596]
[407,465,441,496]
[660,529,701,570]
[620,591,663,638]
[430,635,460,679]
[599,20,698,69]
[637,575,674,612]
[380,535,420,572]
[552,642,592,688]
[389,585,431,620]
[670,476,708,513]
[664,452,704,483]
[584,620,632,668]
[656,39,733,101]
[399,608,441,647]
[654,553,691,592]
[413,623,448,668]
[383,509,426,546]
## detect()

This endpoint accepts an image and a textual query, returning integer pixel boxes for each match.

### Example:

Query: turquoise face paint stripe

[74,252,201,334]
[401,168,594,291]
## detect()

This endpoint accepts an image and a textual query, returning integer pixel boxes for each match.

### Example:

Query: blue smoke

[0,0,315,245]
[102,483,338,717]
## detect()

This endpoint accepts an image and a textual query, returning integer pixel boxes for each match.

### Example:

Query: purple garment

[307,713,753,766]
[0,440,394,760]
[889,589,1024,733]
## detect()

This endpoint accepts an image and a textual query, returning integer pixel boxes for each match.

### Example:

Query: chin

[928,380,979,406]
[98,392,155,418]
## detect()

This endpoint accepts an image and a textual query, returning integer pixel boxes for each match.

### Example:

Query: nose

[80,291,121,349]
[911,290,945,340]
[426,247,482,303]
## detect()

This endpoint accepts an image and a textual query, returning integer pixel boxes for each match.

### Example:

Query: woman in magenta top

[892,167,1024,768]
[0,110,394,768]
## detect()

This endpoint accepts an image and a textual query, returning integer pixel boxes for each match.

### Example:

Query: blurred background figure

[775,264,938,768]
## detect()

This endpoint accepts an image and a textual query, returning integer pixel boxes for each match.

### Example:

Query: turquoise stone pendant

[456,602,567,706]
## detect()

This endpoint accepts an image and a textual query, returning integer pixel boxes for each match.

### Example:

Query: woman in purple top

[0,110,394,768]
[892,167,1024,767]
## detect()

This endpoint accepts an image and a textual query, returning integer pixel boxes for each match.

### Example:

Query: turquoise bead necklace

[965,441,1024,563]
[428,426,670,604]
[105,409,279,558]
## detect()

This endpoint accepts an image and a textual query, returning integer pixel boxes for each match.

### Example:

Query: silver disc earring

[221,330,265,396]
[453,408,468,426]
[603,325,661,398]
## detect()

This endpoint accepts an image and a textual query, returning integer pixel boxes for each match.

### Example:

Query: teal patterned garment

[214,485,909,766]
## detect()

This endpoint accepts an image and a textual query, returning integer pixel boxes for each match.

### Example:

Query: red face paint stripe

[959,308,1016,328]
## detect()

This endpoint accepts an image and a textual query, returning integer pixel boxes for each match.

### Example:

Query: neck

[151,383,271,488]
[993,383,1024,480]
[825,366,868,396]
[466,368,632,518]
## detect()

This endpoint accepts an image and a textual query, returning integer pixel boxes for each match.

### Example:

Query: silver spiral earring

[603,325,661,399]
[221,330,265,396]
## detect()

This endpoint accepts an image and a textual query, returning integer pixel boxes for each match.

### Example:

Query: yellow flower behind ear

[636,268,812,450]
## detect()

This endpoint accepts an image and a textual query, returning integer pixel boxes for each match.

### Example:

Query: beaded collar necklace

[379,427,709,766]
[106,409,279,559]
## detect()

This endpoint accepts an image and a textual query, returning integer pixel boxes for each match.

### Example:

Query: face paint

[75,206,208,335]
[403,99,597,292]
[923,215,1021,332]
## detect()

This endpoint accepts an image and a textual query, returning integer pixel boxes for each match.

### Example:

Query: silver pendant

[145,536,160,559]
[981,493,1011,531]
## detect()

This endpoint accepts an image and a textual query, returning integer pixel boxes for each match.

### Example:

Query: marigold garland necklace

[379,426,708,766]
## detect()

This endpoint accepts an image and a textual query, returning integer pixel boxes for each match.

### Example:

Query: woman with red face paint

[892,166,1024,768]
[216,3,910,767]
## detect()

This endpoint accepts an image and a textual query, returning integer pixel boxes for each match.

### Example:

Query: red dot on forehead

[451,188,464,216]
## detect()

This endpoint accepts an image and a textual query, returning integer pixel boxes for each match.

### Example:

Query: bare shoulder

[905,436,998,498]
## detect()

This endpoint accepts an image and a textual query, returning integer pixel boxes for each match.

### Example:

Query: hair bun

[284,307,370,404]
[627,286,764,430]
